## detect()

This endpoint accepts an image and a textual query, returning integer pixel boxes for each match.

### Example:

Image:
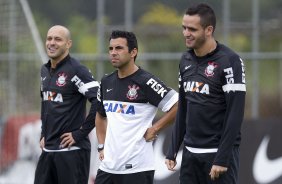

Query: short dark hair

[109,30,138,61]
[185,3,216,33]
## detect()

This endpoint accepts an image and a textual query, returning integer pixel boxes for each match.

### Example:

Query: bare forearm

[95,112,107,144]
[153,102,178,133]
[144,103,178,141]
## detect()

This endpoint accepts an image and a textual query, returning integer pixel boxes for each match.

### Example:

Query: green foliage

[136,3,182,89]
[139,2,181,26]
[260,32,282,52]
[4,0,282,117]
[137,3,183,52]
[77,36,98,53]
[33,12,52,41]
[67,15,98,53]
[228,33,251,52]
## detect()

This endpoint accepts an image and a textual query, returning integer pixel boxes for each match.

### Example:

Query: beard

[186,33,206,50]
[47,49,67,60]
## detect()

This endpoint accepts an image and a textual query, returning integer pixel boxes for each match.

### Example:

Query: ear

[205,25,214,37]
[130,48,138,58]
[67,40,72,49]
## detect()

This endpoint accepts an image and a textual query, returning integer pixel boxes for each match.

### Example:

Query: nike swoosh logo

[106,89,113,92]
[185,65,191,70]
[253,135,282,183]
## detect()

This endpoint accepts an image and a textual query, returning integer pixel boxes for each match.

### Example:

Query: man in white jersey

[95,30,178,184]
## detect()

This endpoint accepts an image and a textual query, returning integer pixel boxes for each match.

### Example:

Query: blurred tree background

[20,0,282,119]
[1,0,282,119]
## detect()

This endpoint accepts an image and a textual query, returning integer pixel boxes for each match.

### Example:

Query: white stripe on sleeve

[78,81,100,95]
[222,83,246,93]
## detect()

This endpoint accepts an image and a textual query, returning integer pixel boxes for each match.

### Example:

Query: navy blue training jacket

[166,42,246,167]
[40,55,99,150]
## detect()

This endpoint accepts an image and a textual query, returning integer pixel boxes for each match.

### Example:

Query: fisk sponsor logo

[240,58,246,83]
[183,81,209,94]
[223,67,234,84]
[42,91,63,102]
[71,75,85,88]
[104,102,135,115]
[97,87,101,102]
[71,75,92,95]
[146,78,167,98]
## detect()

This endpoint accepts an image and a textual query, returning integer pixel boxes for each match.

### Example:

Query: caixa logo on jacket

[42,91,63,102]
[183,81,210,94]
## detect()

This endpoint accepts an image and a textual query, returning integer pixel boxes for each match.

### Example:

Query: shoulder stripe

[222,83,246,93]
[158,90,178,112]
[79,81,100,95]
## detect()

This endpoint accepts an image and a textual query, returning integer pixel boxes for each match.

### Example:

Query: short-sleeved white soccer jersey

[97,68,178,174]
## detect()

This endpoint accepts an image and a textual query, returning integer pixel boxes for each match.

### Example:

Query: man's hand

[40,137,45,149]
[144,127,158,142]
[209,165,228,180]
[165,159,177,171]
[60,132,76,148]
[99,150,104,161]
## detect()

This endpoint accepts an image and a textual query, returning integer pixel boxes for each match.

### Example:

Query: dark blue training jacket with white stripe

[40,54,99,150]
[166,42,246,167]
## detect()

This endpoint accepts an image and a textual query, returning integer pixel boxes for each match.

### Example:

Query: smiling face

[182,14,216,57]
[182,14,207,50]
[45,26,72,63]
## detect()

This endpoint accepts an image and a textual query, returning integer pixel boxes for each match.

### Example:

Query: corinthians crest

[205,61,218,77]
[127,84,140,100]
[56,72,68,87]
